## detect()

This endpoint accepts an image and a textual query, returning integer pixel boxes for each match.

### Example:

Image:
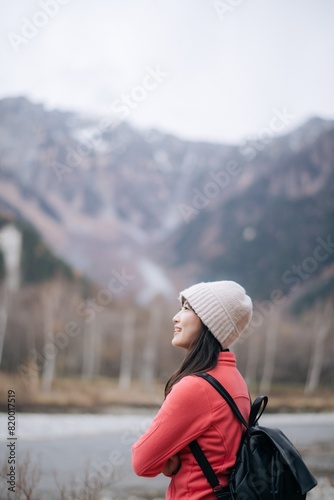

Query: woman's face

[172,300,202,349]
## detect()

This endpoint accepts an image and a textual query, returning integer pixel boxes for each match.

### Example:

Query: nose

[173,310,180,323]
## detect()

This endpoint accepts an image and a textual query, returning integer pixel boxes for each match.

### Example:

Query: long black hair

[164,323,222,397]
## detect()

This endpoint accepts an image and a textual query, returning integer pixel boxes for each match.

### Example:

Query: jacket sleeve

[131,376,212,477]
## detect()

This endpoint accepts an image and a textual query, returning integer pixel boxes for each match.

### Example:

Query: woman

[132,280,253,499]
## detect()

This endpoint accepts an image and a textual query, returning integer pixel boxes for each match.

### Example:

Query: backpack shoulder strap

[195,373,268,428]
[189,373,266,498]
[195,373,249,427]
[189,440,228,497]
[188,439,217,485]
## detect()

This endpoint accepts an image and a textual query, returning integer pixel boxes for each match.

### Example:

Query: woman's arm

[132,376,212,477]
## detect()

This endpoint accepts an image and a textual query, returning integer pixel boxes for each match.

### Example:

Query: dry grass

[0,452,42,500]
[249,382,334,412]
[0,372,164,412]
[1,453,333,500]
[1,452,121,500]
[1,371,333,413]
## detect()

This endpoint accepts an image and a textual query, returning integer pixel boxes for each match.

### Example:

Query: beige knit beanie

[179,281,253,349]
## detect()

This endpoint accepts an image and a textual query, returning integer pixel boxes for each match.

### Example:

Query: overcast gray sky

[1,0,334,143]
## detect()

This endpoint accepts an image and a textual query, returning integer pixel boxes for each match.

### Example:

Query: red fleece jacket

[132,351,250,499]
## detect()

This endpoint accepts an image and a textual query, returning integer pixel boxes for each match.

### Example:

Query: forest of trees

[0,216,333,398]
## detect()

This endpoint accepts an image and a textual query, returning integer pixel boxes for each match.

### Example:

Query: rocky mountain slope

[0,96,333,303]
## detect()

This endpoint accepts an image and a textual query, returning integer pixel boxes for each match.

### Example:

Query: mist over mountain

[0,96,333,303]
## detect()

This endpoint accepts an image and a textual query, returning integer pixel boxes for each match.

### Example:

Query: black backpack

[189,373,318,500]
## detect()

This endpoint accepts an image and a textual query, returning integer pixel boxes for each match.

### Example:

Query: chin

[172,336,181,347]
[172,337,188,349]
[171,337,179,347]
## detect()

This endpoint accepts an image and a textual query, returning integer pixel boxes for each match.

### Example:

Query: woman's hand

[162,454,181,477]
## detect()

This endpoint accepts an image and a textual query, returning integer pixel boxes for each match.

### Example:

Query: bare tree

[81,300,97,381]
[118,309,136,390]
[304,298,333,394]
[41,280,61,391]
[141,298,161,393]
[259,310,281,394]
[244,329,261,385]
[0,224,22,367]
[0,288,9,367]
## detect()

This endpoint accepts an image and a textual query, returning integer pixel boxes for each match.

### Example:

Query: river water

[0,411,333,499]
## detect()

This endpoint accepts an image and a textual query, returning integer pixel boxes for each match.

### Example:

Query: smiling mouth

[174,329,182,335]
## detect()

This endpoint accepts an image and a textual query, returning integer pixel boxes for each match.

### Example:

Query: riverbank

[0,412,333,499]
[1,373,334,413]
